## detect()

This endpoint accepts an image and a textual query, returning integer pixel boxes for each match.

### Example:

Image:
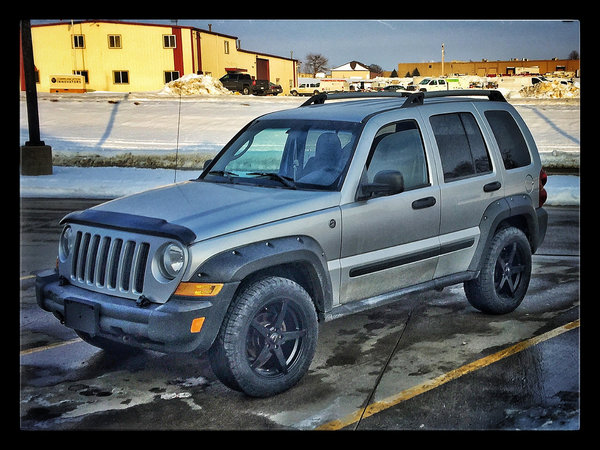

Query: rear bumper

[36,270,238,354]
[534,207,548,252]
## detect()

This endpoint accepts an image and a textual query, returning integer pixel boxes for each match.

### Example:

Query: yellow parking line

[20,338,83,356]
[316,319,580,430]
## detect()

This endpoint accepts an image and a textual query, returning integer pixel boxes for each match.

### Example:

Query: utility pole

[441,43,445,77]
[20,19,52,175]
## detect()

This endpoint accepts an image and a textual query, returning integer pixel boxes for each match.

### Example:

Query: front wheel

[464,226,532,314]
[209,277,318,397]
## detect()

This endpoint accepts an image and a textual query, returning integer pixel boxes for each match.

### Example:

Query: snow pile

[519,80,580,99]
[159,74,232,96]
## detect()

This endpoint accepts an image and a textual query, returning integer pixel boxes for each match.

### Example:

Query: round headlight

[160,243,185,280]
[58,226,74,261]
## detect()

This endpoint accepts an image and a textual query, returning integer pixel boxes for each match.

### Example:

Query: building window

[72,35,85,48]
[163,35,176,48]
[113,71,129,84]
[73,70,89,83]
[164,71,180,83]
[108,35,122,48]
[224,40,229,54]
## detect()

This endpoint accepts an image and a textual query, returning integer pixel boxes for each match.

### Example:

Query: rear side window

[484,110,531,169]
[429,112,492,182]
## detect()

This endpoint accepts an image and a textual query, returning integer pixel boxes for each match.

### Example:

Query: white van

[291,82,321,96]
[417,77,448,92]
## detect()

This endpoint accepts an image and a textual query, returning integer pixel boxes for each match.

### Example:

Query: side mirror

[202,159,213,170]
[358,170,404,200]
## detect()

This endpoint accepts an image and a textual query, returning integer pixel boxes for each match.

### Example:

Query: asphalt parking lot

[19,199,580,430]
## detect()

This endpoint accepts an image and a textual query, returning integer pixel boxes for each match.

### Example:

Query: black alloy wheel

[246,298,307,377]
[494,241,527,299]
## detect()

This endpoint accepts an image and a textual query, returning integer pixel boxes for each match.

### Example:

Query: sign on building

[49,75,86,93]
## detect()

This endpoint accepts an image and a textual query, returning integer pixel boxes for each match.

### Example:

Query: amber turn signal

[190,317,205,333]
[175,282,223,297]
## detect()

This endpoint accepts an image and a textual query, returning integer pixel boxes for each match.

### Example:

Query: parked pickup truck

[219,72,269,95]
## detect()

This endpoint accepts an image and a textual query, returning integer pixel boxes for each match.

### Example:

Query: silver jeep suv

[36,90,548,397]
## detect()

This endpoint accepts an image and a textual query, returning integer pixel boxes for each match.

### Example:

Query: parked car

[36,89,548,398]
[379,84,406,92]
[262,82,283,96]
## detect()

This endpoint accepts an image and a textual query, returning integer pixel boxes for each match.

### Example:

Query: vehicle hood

[89,180,341,243]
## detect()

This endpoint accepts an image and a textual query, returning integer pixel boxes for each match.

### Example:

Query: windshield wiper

[208,170,238,177]
[201,170,239,184]
[247,172,296,189]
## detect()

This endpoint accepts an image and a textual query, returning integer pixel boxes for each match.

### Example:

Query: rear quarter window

[429,112,492,182]
[484,110,531,169]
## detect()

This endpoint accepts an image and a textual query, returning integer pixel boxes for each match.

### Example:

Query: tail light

[539,168,548,207]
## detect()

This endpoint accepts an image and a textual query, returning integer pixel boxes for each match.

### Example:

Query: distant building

[20,20,299,94]
[330,61,373,80]
[397,58,580,78]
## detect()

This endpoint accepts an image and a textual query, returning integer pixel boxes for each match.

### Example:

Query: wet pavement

[19,199,580,430]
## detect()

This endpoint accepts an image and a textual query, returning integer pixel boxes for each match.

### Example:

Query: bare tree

[368,64,383,76]
[303,53,328,77]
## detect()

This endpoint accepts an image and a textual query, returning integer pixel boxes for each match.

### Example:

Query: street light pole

[20,19,52,175]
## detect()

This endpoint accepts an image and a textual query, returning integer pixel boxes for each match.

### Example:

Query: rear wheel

[209,276,318,397]
[464,226,532,314]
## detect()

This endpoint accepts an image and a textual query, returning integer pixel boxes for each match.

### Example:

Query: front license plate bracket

[64,298,99,336]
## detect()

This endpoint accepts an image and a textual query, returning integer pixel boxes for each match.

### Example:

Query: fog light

[175,282,223,297]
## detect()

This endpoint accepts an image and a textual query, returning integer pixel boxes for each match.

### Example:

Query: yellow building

[397,59,580,78]
[20,20,299,94]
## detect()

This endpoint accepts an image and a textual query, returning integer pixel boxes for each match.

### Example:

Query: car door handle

[483,181,502,192]
[412,196,436,210]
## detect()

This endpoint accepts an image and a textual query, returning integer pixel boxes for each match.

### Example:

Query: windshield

[419,79,431,85]
[200,119,362,191]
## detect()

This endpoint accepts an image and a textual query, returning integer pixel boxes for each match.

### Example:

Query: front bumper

[36,270,239,354]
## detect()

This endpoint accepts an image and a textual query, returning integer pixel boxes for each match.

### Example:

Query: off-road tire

[464,226,532,314]
[208,276,318,397]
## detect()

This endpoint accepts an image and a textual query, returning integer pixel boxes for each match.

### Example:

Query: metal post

[20,19,52,175]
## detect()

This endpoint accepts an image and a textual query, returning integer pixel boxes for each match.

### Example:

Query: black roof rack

[299,89,506,108]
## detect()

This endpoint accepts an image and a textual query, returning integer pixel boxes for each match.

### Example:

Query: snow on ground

[19,80,579,205]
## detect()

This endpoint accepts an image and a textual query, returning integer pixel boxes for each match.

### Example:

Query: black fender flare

[468,195,544,273]
[189,236,333,319]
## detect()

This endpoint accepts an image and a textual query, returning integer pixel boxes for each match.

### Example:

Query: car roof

[259,90,507,124]
[261,98,408,123]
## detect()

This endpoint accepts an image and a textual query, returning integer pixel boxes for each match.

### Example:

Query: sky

[32,19,580,72]
[168,19,580,71]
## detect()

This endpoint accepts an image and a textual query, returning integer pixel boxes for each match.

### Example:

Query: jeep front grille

[59,223,185,303]
[71,231,150,295]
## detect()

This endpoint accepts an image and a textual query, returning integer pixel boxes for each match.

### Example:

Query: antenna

[174,90,182,183]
